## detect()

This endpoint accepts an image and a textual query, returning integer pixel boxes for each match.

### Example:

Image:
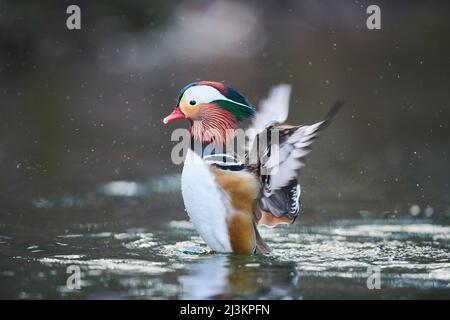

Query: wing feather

[262,102,343,193]
[244,83,343,227]
[247,84,292,150]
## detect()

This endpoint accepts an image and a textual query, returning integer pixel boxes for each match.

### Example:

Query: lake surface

[1,176,449,299]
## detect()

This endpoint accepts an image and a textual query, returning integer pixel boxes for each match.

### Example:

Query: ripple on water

[38,256,169,275]
[330,223,450,239]
[259,221,450,286]
[161,240,210,257]
[114,232,158,249]
[16,218,450,298]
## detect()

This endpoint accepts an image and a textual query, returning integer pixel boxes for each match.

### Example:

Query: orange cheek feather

[179,101,201,119]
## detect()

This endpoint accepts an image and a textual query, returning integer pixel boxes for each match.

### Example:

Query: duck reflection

[179,254,299,299]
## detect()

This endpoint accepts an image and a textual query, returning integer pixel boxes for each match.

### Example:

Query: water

[1,178,449,299]
[1,0,450,301]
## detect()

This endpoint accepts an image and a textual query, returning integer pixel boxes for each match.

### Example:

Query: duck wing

[246,86,343,226]
[246,84,292,152]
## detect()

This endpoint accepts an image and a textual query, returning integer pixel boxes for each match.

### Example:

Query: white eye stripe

[183,85,227,104]
[182,85,251,109]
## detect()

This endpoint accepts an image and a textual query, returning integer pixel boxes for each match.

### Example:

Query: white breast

[181,149,232,252]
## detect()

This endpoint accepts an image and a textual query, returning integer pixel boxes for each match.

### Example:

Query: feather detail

[245,99,342,228]
[190,103,238,145]
[210,166,261,253]
[247,84,292,151]
[215,99,255,122]
[263,101,343,192]
[181,149,233,252]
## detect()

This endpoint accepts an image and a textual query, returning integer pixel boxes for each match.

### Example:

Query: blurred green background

[1,0,450,219]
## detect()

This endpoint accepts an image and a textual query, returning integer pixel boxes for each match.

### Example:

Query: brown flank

[210,167,260,253]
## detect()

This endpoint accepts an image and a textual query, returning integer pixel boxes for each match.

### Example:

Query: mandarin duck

[163,81,342,254]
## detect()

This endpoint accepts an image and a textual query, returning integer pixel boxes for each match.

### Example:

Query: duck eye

[189,100,197,106]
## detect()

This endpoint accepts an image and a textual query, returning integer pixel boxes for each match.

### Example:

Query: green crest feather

[216,86,255,121]
[214,99,255,122]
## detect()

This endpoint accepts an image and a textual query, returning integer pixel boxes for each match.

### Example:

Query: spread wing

[246,99,343,227]
[263,104,342,191]
[247,84,292,152]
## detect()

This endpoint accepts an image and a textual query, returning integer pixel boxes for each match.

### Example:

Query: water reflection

[179,255,300,299]
[179,256,229,299]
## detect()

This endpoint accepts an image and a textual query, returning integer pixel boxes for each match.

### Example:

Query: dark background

[1,0,449,221]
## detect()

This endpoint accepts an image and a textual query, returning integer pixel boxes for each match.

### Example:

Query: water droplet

[409,205,421,216]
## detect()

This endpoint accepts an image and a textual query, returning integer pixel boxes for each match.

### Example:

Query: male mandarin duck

[163,81,342,254]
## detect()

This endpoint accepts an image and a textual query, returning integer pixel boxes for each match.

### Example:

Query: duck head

[163,81,255,145]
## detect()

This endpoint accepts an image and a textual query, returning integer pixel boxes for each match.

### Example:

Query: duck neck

[188,105,237,156]
[190,135,228,159]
